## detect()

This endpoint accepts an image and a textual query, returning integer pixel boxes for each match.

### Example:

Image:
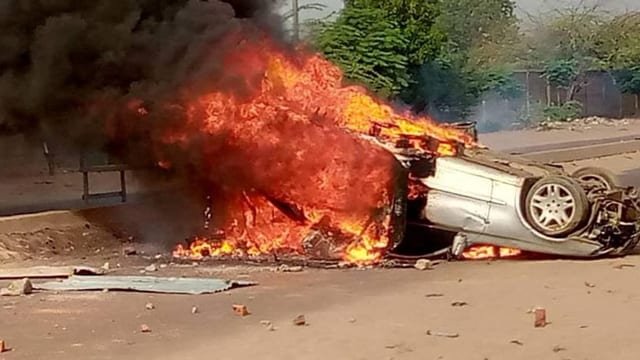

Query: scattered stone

[510,340,524,346]
[191,306,199,314]
[232,304,249,316]
[348,317,357,323]
[425,293,444,298]
[534,307,548,328]
[154,254,163,260]
[0,278,33,296]
[159,264,168,269]
[579,325,589,329]
[144,264,158,272]
[140,324,151,333]
[414,259,432,271]
[123,246,137,256]
[101,262,110,271]
[426,330,459,338]
[451,301,468,307]
[102,289,109,293]
[552,345,567,353]
[278,264,304,272]
[260,320,276,331]
[584,282,596,288]
[145,302,155,310]
[293,314,306,326]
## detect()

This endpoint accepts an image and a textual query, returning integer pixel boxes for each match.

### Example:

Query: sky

[277,0,640,23]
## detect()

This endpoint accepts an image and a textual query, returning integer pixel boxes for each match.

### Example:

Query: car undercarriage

[377,124,640,259]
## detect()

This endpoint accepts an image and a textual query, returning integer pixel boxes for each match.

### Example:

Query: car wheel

[524,176,589,237]
[571,166,619,190]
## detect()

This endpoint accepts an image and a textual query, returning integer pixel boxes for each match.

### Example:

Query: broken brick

[293,314,306,326]
[232,304,249,316]
[534,307,547,328]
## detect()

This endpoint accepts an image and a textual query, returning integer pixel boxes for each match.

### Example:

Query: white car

[379,125,640,258]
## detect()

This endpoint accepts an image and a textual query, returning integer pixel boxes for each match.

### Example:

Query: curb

[517,140,640,163]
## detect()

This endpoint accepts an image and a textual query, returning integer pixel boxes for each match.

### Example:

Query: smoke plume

[0,0,283,149]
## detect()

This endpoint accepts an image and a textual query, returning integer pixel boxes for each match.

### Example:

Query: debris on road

[277,264,304,272]
[123,244,137,256]
[414,259,433,271]
[35,276,256,295]
[613,263,635,270]
[293,314,307,326]
[145,302,155,310]
[510,340,524,346]
[425,293,444,298]
[191,306,199,314]
[451,301,468,307]
[102,262,110,271]
[552,345,567,353]
[0,339,6,352]
[140,324,151,333]
[584,282,596,288]
[534,307,548,328]
[426,330,459,338]
[144,264,158,272]
[1,278,33,296]
[232,304,250,316]
[260,320,276,331]
[0,266,104,280]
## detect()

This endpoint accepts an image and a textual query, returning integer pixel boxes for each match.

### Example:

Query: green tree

[346,0,445,65]
[315,7,410,97]
[409,0,520,119]
[436,0,520,66]
[316,0,444,98]
[597,12,640,102]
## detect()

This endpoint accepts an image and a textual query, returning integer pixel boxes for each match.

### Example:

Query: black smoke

[0,0,283,152]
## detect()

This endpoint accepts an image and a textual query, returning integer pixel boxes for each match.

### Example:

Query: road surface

[3,127,640,360]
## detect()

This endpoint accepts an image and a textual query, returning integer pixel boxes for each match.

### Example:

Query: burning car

[132,35,640,264]
[373,127,640,259]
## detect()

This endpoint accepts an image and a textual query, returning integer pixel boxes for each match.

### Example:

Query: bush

[542,101,583,122]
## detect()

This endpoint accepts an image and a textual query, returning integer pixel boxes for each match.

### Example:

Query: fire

[462,245,522,260]
[126,33,474,264]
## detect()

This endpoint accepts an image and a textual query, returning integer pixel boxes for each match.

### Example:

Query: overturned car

[375,124,640,259]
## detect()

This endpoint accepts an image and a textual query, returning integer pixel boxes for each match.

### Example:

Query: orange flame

[138,34,475,264]
[462,245,522,260]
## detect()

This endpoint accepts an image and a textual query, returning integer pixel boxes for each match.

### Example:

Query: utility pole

[292,0,300,42]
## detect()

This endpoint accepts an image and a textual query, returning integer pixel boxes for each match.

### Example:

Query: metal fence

[513,70,640,118]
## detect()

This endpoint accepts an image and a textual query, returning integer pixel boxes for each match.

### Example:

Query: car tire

[524,176,589,237]
[571,166,619,190]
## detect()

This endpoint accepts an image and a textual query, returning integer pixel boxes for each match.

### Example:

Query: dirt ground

[3,128,640,360]
[2,255,640,360]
